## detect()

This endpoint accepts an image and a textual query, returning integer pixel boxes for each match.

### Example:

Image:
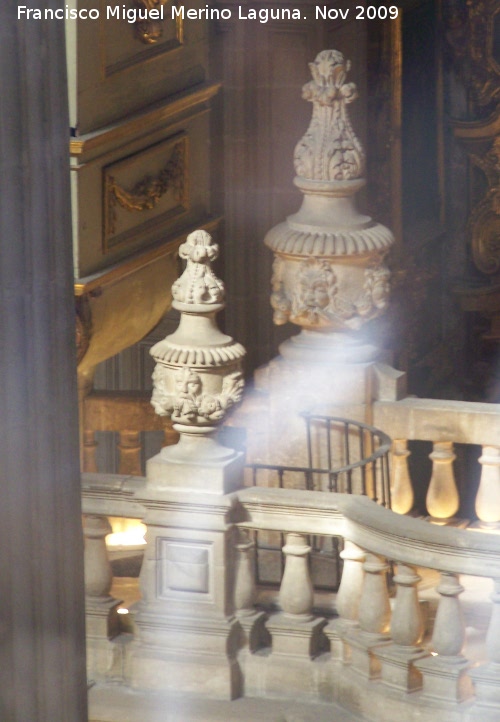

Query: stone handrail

[373,397,500,523]
[373,397,500,445]
[82,472,146,518]
[236,485,500,578]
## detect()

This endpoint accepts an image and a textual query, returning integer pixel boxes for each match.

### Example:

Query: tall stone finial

[264,50,394,361]
[294,49,364,182]
[150,230,245,442]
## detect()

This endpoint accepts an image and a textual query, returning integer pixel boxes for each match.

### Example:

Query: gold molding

[69,82,221,159]
[102,134,189,253]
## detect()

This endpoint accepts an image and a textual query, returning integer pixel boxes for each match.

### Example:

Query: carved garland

[151,366,244,423]
[105,139,186,237]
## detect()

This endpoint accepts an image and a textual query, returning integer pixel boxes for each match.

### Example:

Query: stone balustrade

[82,472,500,720]
[373,397,500,526]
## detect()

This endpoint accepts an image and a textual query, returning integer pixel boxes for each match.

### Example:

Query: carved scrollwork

[105,139,186,237]
[469,137,500,274]
[294,50,365,182]
[151,367,244,423]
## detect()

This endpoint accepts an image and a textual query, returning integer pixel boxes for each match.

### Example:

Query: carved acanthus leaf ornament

[294,49,365,181]
[264,49,394,349]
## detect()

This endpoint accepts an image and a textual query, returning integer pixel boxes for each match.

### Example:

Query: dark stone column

[0,4,88,721]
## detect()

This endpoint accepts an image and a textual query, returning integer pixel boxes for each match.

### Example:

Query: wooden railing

[82,391,178,475]
[82,474,500,720]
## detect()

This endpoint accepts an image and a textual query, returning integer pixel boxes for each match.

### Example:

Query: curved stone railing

[374,397,500,525]
[82,472,500,720]
[235,486,500,721]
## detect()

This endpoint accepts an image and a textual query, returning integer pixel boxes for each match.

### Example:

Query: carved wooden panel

[103,134,189,253]
[68,0,208,133]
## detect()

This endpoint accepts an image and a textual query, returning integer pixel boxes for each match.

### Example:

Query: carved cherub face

[176,369,202,397]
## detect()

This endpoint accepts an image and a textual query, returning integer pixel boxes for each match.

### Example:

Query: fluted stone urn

[148,230,245,489]
[265,49,394,363]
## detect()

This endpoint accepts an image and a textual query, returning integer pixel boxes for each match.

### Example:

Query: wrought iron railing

[245,413,392,590]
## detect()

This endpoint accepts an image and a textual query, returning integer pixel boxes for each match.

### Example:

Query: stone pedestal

[414,654,472,704]
[324,618,357,663]
[343,629,391,680]
[130,470,243,699]
[377,643,429,692]
[466,662,500,720]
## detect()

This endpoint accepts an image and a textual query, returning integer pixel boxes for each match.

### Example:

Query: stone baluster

[377,563,429,691]
[118,430,143,475]
[415,572,472,703]
[475,446,500,527]
[264,533,326,698]
[325,541,365,662]
[426,441,460,521]
[233,528,268,654]
[279,533,314,618]
[83,514,114,599]
[344,552,391,679]
[467,578,500,719]
[390,439,414,514]
[83,429,99,472]
[83,515,122,680]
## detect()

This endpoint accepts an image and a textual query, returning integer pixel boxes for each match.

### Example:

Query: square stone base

[130,647,242,700]
[377,643,429,692]
[414,654,473,703]
[266,613,327,658]
[344,628,390,680]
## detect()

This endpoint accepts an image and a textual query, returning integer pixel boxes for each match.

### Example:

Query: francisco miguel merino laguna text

[17,4,307,22]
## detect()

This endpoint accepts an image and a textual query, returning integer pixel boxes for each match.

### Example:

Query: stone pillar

[426,441,460,521]
[264,533,326,698]
[324,540,365,662]
[233,528,268,653]
[475,446,500,527]
[83,515,122,682]
[377,563,429,692]
[130,231,246,699]
[415,572,472,703]
[390,439,414,514]
[467,578,500,720]
[344,552,391,679]
[0,6,87,720]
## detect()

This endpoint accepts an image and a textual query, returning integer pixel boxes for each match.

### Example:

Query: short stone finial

[171,229,224,305]
[294,49,364,182]
[150,230,245,439]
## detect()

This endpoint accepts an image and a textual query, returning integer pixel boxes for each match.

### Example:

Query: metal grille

[245,413,392,591]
